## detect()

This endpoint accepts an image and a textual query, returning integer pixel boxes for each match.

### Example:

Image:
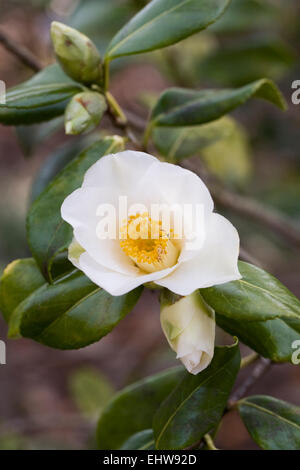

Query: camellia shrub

[0,0,300,451]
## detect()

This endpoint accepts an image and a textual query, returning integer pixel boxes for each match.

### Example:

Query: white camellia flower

[160,291,215,375]
[61,150,241,374]
[61,150,241,297]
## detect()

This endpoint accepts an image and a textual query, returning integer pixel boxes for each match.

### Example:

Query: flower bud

[160,290,215,375]
[65,91,107,135]
[51,21,102,84]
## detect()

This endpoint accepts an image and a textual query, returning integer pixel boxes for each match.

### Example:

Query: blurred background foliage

[0,0,299,449]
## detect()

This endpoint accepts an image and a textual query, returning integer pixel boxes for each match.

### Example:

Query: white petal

[160,291,215,375]
[156,213,241,295]
[138,160,214,216]
[82,150,157,193]
[61,186,137,275]
[77,251,178,296]
[61,187,104,230]
[180,351,212,375]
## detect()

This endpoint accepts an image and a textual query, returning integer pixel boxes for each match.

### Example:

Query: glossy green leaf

[15,117,64,158]
[0,258,44,323]
[97,367,184,450]
[197,36,295,87]
[30,139,87,202]
[7,263,142,349]
[216,313,300,363]
[202,262,300,362]
[120,430,155,450]
[238,395,300,450]
[69,0,137,54]
[0,64,82,125]
[105,0,230,59]
[150,79,286,128]
[153,341,240,450]
[201,261,300,322]
[152,116,235,162]
[27,136,125,281]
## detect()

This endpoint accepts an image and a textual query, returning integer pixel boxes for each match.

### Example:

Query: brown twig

[106,98,141,149]
[124,108,147,132]
[227,357,272,410]
[0,29,42,72]
[181,159,300,250]
[240,352,260,369]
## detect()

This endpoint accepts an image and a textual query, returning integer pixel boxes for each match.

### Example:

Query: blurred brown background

[0,0,299,450]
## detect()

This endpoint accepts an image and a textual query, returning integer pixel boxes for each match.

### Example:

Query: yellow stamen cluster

[119,213,178,273]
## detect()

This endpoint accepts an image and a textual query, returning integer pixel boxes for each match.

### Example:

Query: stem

[240,352,259,369]
[227,357,272,410]
[204,433,218,450]
[106,91,127,125]
[0,29,42,71]
[103,58,110,92]
[142,122,154,151]
[105,95,141,148]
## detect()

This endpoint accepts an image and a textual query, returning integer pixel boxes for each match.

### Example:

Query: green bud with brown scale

[65,91,107,135]
[50,21,102,85]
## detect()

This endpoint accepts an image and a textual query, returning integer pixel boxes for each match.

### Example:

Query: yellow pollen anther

[119,213,179,273]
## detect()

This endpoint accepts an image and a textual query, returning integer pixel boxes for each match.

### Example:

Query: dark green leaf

[202,262,300,362]
[15,117,64,157]
[150,79,286,128]
[120,430,155,450]
[7,263,142,349]
[97,367,184,450]
[105,0,230,59]
[69,0,136,55]
[153,341,240,450]
[238,395,300,450]
[201,261,300,322]
[0,64,82,125]
[0,258,44,323]
[27,136,124,281]
[30,139,87,202]
[216,313,300,362]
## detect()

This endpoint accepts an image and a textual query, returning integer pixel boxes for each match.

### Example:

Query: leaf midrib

[153,86,258,126]
[238,279,300,319]
[139,439,155,450]
[241,400,300,431]
[155,350,236,447]
[36,285,101,339]
[6,83,80,101]
[108,0,225,58]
